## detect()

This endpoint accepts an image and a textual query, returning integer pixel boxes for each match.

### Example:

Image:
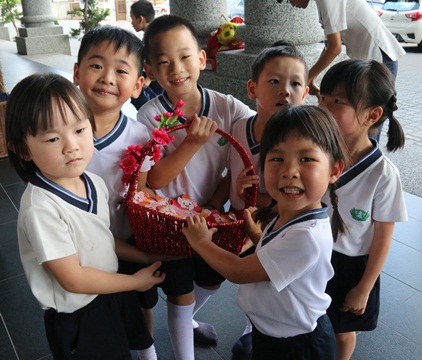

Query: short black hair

[6,73,94,183]
[251,41,308,83]
[143,14,200,63]
[77,25,145,76]
[131,0,155,23]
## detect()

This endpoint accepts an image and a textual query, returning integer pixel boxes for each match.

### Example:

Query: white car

[377,0,422,49]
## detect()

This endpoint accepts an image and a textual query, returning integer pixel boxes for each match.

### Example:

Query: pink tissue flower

[120,155,139,175]
[176,99,184,108]
[126,144,143,156]
[152,145,162,162]
[152,128,175,146]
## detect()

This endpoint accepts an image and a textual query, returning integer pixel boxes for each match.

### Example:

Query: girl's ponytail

[254,199,277,224]
[385,95,405,152]
[328,184,347,241]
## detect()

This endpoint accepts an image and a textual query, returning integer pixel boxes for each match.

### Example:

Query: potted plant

[67,0,110,39]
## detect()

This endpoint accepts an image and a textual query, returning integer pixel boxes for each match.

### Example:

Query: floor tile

[0,313,19,360]
[379,273,417,318]
[393,217,422,252]
[381,292,422,347]
[383,241,422,291]
[0,220,23,281]
[352,322,422,360]
[0,186,19,225]
[0,276,51,360]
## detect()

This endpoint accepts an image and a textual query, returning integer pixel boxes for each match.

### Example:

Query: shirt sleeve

[317,0,347,35]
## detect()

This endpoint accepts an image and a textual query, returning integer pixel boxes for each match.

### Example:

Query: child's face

[130,11,146,32]
[264,133,341,219]
[319,92,370,138]
[73,41,144,116]
[248,57,309,122]
[24,101,94,188]
[144,26,206,102]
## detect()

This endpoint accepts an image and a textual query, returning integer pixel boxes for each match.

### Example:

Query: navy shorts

[158,257,225,296]
[326,251,380,333]
[251,314,336,360]
[44,292,153,359]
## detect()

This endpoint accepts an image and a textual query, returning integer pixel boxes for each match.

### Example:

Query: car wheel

[417,41,422,52]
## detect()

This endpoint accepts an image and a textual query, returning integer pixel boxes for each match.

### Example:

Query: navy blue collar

[29,171,98,214]
[93,112,127,151]
[157,85,210,124]
[336,138,382,189]
[246,114,260,155]
[261,205,329,247]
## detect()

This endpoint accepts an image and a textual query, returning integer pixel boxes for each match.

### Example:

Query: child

[137,14,255,360]
[5,73,165,360]
[229,41,309,357]
[230,41,309,211]
[182,105,347,360]
[319,59,408,360]
[130,0,155,33]
[73,26,167,347]
[130,0,163,110]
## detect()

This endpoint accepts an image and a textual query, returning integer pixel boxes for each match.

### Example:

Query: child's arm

[147,115,217,189]
[115,238,185,263]
[340,221,394,315]
[182,215,268,284]
[43,255,165,294]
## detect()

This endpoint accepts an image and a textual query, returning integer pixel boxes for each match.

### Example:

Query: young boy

[6,73,165,360]
[73,26,165,359]
[137,14,255,360]
[229,42,310,358]
[130,0,163,110]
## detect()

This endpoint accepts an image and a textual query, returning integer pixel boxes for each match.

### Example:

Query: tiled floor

[1,38,422,360]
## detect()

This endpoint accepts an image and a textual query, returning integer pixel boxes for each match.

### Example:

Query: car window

[382,1,419,11]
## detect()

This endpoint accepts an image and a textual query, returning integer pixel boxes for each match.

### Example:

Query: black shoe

[193,321,218,346]
[232,332,252,357]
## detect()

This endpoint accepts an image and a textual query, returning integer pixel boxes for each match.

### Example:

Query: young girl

[182,105,347,359]
[5,73,165,360]
[229,40,309,357]
[319,59,408,360]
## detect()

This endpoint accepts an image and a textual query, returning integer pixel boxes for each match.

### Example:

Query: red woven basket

[123,123,257,256]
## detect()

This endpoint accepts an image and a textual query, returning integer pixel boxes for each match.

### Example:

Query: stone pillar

[170,0,227,46]
[15,0,71,55]
[200,0,325,107]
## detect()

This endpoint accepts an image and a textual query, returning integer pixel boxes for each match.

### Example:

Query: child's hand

[340,286,369,316]
[133,261,165,292]
[182,216,217,249]
[244,207,262,244]
[236,166,259,200]
[185,115,217,146]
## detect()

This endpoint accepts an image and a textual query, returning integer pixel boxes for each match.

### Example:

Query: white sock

[167,301,195,360]
[192,283,218,328]
[136,344,157,360]
[243,316,252,335]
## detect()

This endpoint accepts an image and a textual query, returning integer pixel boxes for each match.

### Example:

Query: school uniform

[137,86,254,294]
[87,112,158,310]
[322,140,408,332]
[18,171,152,359]
[238,207,336,359]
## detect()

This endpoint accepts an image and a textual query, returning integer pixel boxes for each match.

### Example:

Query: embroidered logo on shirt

[217,136,228,146]
[350,208,370,222]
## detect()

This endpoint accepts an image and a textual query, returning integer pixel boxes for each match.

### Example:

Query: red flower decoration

[152,128,175,146]
[152,145,162,162]
[120,155,139,175]
[126,144,143,156]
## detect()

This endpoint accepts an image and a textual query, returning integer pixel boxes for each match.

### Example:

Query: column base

[15,26,71,55]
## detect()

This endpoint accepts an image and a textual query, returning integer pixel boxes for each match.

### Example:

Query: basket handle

[126,123,258,208]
